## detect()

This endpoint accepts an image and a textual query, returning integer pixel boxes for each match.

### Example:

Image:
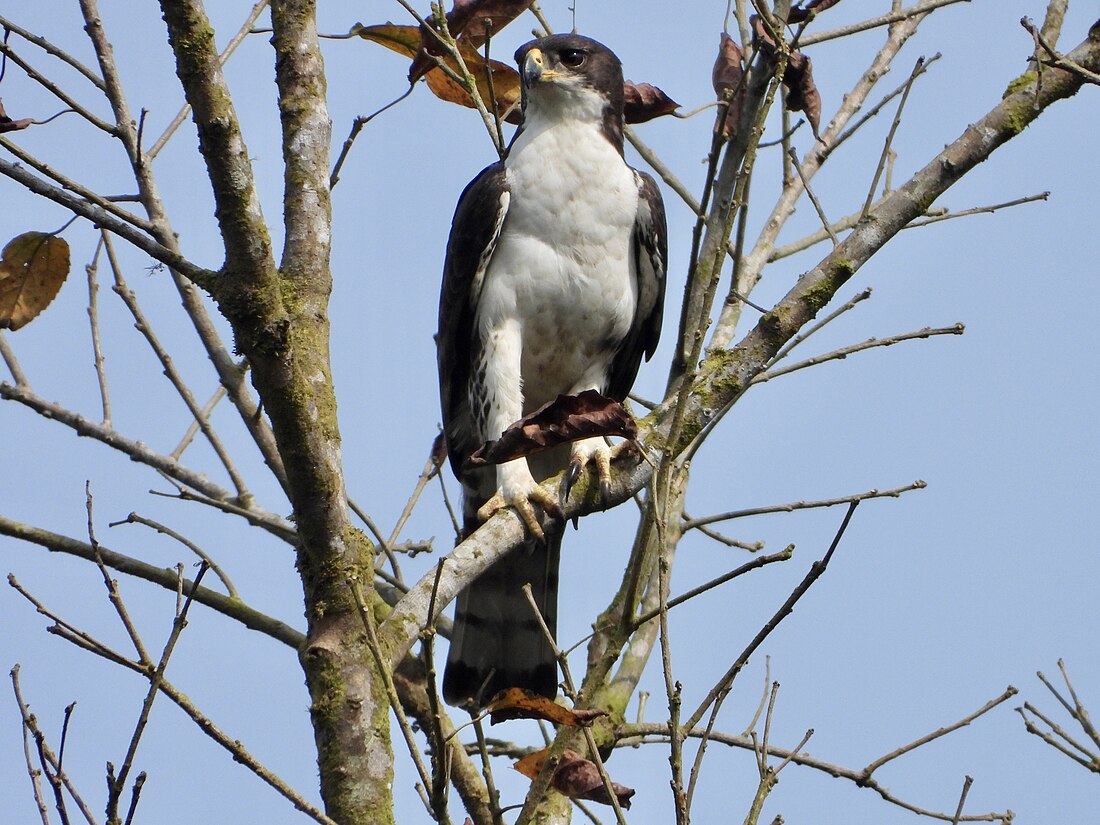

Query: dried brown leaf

[513,747,549,780]
[788,0,844,25]
[487,687,608,727]
[354,23,675,127]
[0,99,34,133]
[430,431,448,469]
[0,232,71,331]
[352,23,522,123]
[552,750,635,809]
[445,0,533,48]
[468,390,638,467]
[410,1,531,86]
[712,33,745,135]
[513,748,635,809]
[623,82,680,123]
[784,51,822,138]
[749,16,823,139]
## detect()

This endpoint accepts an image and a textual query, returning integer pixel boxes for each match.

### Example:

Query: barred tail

[443,530,561,709]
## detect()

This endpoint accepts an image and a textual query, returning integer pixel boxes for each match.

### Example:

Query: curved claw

[567,437,615,505]
[477,484,562,541]
[563,458,584,501]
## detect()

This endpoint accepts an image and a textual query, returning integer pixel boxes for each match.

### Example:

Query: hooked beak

[523,48,561,86]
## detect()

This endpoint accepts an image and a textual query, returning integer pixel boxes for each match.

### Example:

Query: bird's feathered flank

[438,34,667,709]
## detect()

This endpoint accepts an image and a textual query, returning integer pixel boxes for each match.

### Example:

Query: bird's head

[513,34,625,135]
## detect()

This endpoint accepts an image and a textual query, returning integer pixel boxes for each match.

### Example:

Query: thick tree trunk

[159,1,393,821]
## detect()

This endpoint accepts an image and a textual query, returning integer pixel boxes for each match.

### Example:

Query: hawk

[438,34,667,708]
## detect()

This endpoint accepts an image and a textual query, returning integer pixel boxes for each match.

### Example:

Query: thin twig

[148,483,295,543]
[105,231,253,504]
[86,485,152,664]
[769,189,1047,262]
[862,56,926,220]
[11,665,58,825]
[951,776,974,825]
[619,710,1013,823]
[389,444,444,547]
[521,584,629,825]
[109,512,237,597]
[43,618,335,824]
[754,324,965,384]
[1023,16,1100,86]
[788,147,837,245]
[0,14,105,88]
[683,481,925,531]
[1017,705,1098,771]
[0,331,30,386]
[686,503,859,731]
[170,383,229,460]
[863,686,1018,775]
[330,85,415,189]
[3,516,303,648]
[106,563,210,821]
[147,1,270,158]
[690,523,765,551]
[769,288,873,362]
[84,237,111,425]
[421,561,451,820]
[799,0,970,46]
[829,54,941,157]
[0,41,117,133]
[908,192,1050,227]
[657,545,687,825]
[1056,659,1100,748]
[634,547,793,629]
[0,137,157,235]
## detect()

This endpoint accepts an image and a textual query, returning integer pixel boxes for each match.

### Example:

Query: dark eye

[559,49,586,68]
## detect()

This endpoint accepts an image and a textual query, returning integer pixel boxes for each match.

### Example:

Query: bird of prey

[438,33,667,709]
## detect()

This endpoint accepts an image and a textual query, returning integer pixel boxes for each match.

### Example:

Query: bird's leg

[474,324,563,538]
[478,457,562,540]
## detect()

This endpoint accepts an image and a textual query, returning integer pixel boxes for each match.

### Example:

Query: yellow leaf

[0,232,71,331]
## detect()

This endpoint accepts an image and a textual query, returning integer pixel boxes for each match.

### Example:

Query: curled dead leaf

[431,431,448,469]
[354,22,679,126]
[513,746,550,780]
[750,16,823,139]
[712,33,745,135]
[487,687,609,727]
[788,0,844,25]
[438,0,533,49]
[352,22,522,123]
[554,750,635,809]
[0,99,34,133]
[410,0,532,81]
[468,390,638,467]
[623,82,680,123]
[513,748,634,809]
[784,51,822,139]
[0,232,71,331]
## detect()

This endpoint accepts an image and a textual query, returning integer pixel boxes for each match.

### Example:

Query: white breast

[477,111,641,412]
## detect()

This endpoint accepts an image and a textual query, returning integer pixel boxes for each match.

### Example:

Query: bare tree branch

[1,515,303,648]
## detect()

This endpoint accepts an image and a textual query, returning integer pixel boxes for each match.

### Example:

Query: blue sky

[2,2,1097,823]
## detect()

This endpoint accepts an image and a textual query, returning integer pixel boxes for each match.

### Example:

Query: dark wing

[438,162,510,479]
[606,170,667,400]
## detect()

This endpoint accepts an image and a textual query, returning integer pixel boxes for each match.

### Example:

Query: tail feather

[443,530,561,709]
